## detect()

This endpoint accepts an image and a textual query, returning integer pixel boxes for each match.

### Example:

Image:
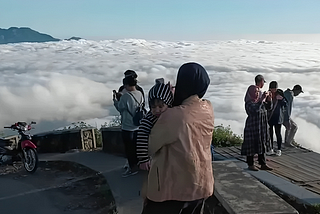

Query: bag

[127,92,145,126]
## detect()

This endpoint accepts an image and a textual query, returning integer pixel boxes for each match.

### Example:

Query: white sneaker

[122,168,138,178]
[276,150,282,156]
[123,161,129,170]
[266,149,275,156]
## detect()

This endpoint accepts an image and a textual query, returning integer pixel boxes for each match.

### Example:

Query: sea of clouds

[0,39,320,153]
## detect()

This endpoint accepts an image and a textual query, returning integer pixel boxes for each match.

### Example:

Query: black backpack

[127,92,145,126]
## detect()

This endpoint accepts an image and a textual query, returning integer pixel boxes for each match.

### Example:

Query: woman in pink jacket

[141,62,214,214]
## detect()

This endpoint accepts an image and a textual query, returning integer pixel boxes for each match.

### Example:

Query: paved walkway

[40,148,320,214]
[39,151,145,214]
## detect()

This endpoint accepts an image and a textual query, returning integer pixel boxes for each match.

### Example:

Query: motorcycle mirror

[31,121,36,124]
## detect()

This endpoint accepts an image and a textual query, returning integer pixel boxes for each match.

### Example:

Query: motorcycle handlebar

[4,122,36,130]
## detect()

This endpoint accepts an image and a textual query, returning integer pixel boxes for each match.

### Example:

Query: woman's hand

[262,91,272,102]
[113,90,117,100]
[261,91,268,102]
[139,160,151,171]
[168,81,175,94]
[266,93,272,102]
[276,95,283,100]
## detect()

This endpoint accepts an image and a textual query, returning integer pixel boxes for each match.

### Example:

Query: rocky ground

[0,161,117,214]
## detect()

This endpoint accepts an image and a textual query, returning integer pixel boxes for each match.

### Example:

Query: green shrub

[101,116,121,128]
[312,203,320,212]
[213,124,243,147]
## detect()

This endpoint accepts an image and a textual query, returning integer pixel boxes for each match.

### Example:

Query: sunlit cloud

[0,39,319,152]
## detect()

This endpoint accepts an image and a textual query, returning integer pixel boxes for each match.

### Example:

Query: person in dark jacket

[241,85,273,171]
[267,81,287,156]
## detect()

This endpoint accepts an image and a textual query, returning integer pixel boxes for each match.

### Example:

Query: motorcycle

[0,121,38,173]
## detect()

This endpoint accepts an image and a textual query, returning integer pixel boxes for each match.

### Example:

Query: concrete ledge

[33,128,96,153]
[235,161,320,209]
[214,161,298,214]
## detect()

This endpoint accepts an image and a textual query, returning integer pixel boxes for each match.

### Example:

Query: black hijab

[172,62,210,106]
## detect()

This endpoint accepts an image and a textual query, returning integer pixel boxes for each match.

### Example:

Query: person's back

[283,89,294,122]
[118,84,144,97]
[117,69,145,101]
[282,85,303,146]
[147,95,214,202]
[117,90,143,131]
[113,75,144,177]
[141,62,213,214]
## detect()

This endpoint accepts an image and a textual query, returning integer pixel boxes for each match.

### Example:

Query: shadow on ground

[0,161,117,214]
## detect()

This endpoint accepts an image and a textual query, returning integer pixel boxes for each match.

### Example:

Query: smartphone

[113,90,122,101]
[155,78,164,84]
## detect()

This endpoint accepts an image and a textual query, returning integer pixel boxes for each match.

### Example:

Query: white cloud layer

[0,39,320,153]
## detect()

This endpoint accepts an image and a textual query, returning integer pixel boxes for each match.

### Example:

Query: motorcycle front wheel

[23,148,38,173]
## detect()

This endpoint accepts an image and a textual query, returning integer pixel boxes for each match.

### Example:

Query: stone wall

[33,128,96,153]
[101,127,125,156]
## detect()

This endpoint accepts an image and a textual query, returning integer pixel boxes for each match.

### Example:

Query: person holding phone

[113,75,144,177]
[241,85,273,171]
[267,81,287,156]
[113,70,146,171]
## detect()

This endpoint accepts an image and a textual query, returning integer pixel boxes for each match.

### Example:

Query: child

[136,81,174,170]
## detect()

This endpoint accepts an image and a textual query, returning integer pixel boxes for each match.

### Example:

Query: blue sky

[1,0,320,41]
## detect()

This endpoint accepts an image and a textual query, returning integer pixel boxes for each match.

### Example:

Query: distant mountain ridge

[0,27,83,44]
[66,36,83,41]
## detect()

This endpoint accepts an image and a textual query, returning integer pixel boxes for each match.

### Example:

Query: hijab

[172,62,210,106]
[244,85,259,103]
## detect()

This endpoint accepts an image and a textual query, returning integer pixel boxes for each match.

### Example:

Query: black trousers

[269,124,282,150]
[121,130,138,169]
[141,198,205,214]
[247,154,266,166]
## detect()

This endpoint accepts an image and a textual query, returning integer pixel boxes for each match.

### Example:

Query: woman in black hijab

[173,62,210,106]
[141,62,214,214]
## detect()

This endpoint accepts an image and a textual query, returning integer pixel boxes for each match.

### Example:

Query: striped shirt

[136,111,158,164]
[136,82,173,165]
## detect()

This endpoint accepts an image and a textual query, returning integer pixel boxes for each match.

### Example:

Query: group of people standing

[113,63,214,213]
[112,66,303,212]
[241,74,303,171]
